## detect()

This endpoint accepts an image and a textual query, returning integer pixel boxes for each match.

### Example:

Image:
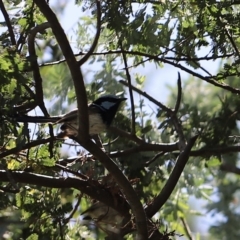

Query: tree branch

[220,163,240,175]
[171,73,186,150]
[33,2,148,236]
[33,0,89,141]
[78,0,101,66]
[28,22,55,155]
[120,80,172,113]
[119,42,136,134]
[0,0,16,45]
[73,138,149,239]
[180,217,194,240]
[0,170,130,216]
[174,73,182,114]
[40,51,234,68]
[28,22,51,116]
[120,78,186,150]
[0,137,56,159]
[64,194,82,223]
[108,126,144,144]
[67,49,240,95]
[145,135,198,218]
[109,142,179,158]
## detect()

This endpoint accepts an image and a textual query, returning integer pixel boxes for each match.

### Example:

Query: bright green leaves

[0,49,32,144]
[16,187,70,239]
[26,233,39,240]
[0,49,29,85]
[207,157,221,167]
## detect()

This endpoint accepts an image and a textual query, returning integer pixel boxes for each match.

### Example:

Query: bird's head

[93,95,127,126]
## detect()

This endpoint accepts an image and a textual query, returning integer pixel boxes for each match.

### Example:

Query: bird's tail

[15,115,61,124]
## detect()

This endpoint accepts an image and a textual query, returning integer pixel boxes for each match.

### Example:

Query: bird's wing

[55,104,103,124]
[55,108,78,124]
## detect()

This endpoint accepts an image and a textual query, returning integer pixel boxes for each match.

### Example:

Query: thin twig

[17,2,35,52]
[76,49,240,95]
[180,217,194,240]
[120,77,186,150]
[171,73,186,149]
[108,126,144,144]
[109,141,179,158]
[28,22,55,156]
[119,42,136,134]
[145,135,198,218]
[119,80,172,113]
[214,13,240,58]
[58,218,64,240]
[40,51,234,68]
[13,101,37,113]
[28,22,50,115]
[0,137,56,159]
[145,152,165,167]
[55,163,88,180]
[78,0,101,66]
[91,134,104,149]
[64,194,83,223]
[174,73,182,113]
[0,0,16,45]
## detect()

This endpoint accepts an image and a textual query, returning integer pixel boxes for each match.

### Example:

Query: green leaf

[27,233,39,240]
[207,157,221,167]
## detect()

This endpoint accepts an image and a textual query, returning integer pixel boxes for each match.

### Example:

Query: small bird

[15,95,127,138]
[81,201,124,234]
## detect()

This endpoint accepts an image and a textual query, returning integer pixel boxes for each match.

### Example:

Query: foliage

[1,0,240,239]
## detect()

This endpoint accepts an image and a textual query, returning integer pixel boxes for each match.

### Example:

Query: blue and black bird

[15,95,126,138]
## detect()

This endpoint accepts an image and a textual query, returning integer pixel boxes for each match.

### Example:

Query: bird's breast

[59,113,106,137]
[89,113,106,134]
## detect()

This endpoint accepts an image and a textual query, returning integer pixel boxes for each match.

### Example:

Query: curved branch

[33,0,89,141]
[33,2,148,237]
[180,217,194,240]
[28,22,51,115]
[81,49,240,95]
[108,126,144,144]
[74,138,149,239]
[120,80,172,113]
[145,135,198,218]
[28,22,55,155]
[174,72,182,114]
[0,170,130,216]
[0,137,56,159]
[171,73,186,150]
[78,0,101,66]
[120,78,186,150]
[64,194,82,223]
[0,0,16,45]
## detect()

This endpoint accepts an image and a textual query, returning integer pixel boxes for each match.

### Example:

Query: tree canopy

[1,0,240,239]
